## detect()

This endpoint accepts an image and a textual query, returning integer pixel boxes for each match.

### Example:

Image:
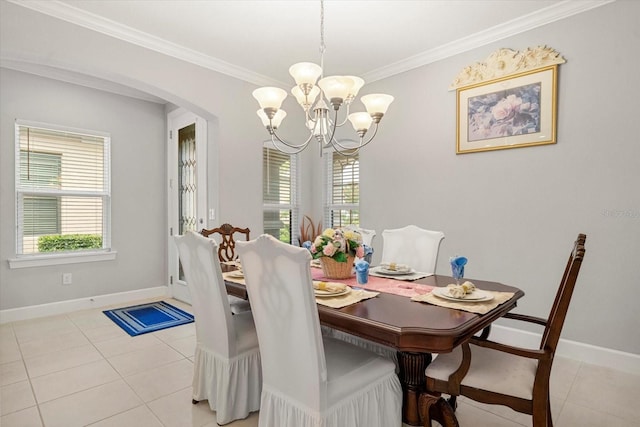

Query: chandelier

[252,0,394,156]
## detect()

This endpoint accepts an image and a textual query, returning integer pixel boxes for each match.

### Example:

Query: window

[325,152,359,228]
[263,146,299,244]
[15,121,111,257]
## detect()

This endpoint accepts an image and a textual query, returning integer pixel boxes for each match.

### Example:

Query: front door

[167,109,207,303]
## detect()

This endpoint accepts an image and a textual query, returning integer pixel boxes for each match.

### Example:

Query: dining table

[221,263,525,426]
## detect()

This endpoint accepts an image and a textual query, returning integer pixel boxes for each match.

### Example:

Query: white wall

[0,69,167,308]
[0,0,638,357]
[359,0,640,354]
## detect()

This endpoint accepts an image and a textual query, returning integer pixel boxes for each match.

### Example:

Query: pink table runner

[311,267,433,298]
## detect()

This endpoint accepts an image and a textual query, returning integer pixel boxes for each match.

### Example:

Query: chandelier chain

[319,0,326,74]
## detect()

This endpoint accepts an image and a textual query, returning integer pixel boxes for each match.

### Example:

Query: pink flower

[310,245,317,253]
[323,243,337,257]
[355,245,365,258]
[491,94,522,121]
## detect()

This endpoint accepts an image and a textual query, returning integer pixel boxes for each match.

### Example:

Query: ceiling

[2,0,611,101]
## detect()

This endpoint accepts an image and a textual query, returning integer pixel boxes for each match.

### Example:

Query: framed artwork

[456,65,558,154]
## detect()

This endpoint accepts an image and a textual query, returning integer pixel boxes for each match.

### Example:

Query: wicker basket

[319,255,355,279]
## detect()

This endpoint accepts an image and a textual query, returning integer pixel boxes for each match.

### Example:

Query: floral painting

[456,66,558,154]
[467,82,541,142]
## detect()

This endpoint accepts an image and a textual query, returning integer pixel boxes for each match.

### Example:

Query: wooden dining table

[222,264,524,426]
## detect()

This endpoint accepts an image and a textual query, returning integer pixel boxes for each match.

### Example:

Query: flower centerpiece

[310,228,364,279]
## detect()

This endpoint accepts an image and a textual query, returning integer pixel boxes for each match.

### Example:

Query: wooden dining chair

[237,234,402,427]
[381,225,445,274]
[201,223,250,262]
[173,231,261,424]
[419,234,587,427]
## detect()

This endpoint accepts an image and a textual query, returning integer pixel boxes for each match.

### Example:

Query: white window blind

[263,146,299,244]
[325,152,359,228]
[15,121,111,255]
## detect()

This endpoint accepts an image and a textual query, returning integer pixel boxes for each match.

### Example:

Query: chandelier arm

[320,108,340,148]
[334,103,350,128]
[270,133,310,155]
[328,121,380,155]
[269,126,315,150]
[356,122,380,149]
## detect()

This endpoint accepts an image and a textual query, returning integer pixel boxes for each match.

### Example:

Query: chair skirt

[258,374,401,427]
[257,337,402,427]
[192,344,262,424]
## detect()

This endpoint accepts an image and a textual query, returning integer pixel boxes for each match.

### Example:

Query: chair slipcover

[344,224,377,247]
[174,231,261,425]
[237,234,402,427]
[381,225,445,275]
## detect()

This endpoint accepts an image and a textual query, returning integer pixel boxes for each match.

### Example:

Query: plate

[314,287,351,298]
[226,271,244,279]
[432,287,494,302]
[375,266,415,276]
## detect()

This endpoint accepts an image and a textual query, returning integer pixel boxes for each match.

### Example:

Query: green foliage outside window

[38,234,102,252]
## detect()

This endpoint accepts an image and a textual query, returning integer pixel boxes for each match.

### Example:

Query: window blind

[325,152,360,227]
[16,122,111,255]
[263,147,298,244]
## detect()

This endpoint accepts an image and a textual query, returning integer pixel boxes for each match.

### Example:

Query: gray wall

[358,1,640,354]
[1,0,638,355]
[0,69,167,308]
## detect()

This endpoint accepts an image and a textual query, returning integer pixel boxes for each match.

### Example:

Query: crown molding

[9,0,615,87]
[6,0,285,88]
[363,0,615,83]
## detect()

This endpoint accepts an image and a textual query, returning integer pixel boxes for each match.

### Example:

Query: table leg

[397,351,432,426]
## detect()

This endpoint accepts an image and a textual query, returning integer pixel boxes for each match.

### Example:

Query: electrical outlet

[62,273,72,285]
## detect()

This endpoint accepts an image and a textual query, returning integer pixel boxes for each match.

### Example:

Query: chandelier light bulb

[361,94,395,115]
[289,62,323,86]
[348,112,373,133]
[318,76,354,106]
[252,87,287,110]
[344,76,365,102]
[257,109,287,128]
[291,85,320,108]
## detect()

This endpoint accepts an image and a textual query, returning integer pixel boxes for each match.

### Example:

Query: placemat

[411,290,515,314]
[315,289,380,309]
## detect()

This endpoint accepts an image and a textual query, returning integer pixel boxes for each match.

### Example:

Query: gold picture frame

[456,65,558,154]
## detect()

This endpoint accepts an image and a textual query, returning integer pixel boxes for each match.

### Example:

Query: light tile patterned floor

[1,298,638,427]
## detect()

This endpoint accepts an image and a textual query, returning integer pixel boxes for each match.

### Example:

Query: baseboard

[491,324,640,376]
[0,286,170,324]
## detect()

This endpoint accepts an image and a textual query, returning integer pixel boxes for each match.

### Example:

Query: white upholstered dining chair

[173,231,261,425]
[237,234,402,427]
[381,225,445,274]
[344,224,377,247]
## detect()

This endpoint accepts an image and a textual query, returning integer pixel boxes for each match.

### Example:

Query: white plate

[226,271,244,279]
[375,266,415,276]
[314,288,351,298]
[432,287,494,302]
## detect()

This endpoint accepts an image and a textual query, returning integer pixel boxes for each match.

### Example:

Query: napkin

[449,256,468,280]
[379,262,411,272]
[313,281,347,293]
[446,281,476,298]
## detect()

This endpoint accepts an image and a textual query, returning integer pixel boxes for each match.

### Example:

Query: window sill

[8,251,117,269]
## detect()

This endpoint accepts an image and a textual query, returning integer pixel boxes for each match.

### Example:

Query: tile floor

[1,297,638,427]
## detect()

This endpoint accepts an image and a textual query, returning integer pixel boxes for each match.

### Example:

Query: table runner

[310,268,434,298]
[411,290,515,314]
